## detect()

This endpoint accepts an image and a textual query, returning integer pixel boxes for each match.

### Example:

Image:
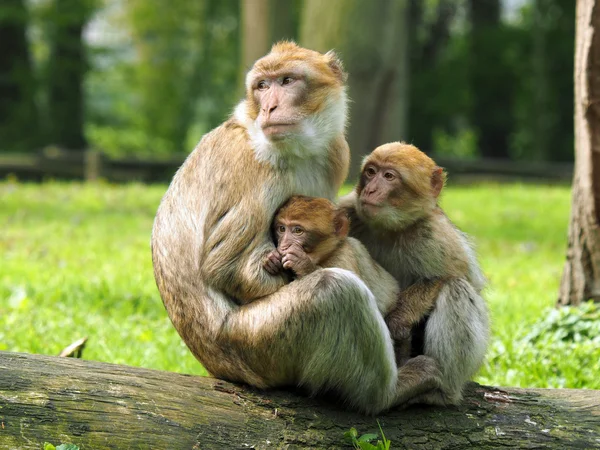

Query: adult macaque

[267,195,399,315]
[152,44,440,414]
[340,142,490,406]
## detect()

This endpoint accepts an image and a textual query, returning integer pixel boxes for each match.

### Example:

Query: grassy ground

[1,180,597,389]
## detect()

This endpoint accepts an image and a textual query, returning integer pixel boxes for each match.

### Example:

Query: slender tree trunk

[300,0,410,181]
[531,0,551,161]
[407,0,457,154]
[469,0,511,159]
[47,0,94,150]
[241,0,270,78]
[559,0,600,306]
[270,0,297,42]
[0,0,38,151]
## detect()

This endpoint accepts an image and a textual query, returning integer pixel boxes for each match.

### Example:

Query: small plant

[524,301,600,344]
[344,421,392,450]
[43,443,80,450]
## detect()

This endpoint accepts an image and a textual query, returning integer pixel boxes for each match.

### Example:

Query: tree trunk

[407,0,457,154]
[0,0,38,152]
[468,0,511,159]
[270,0,298,43]
[559,0,600,306]
[241,0,270,79]
[46,0,94,150]
[300,0,410,181]
[1,351,599,449]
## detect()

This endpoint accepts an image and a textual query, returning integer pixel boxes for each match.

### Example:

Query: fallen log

[0,351,598,449]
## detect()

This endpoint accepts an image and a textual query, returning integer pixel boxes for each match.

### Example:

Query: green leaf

[358,442,378,450]
[344,428,358,440]
[43,444,56,450]
[56,445,80,450]
[358,433,378,442]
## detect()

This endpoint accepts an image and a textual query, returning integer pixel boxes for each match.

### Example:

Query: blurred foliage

[0,0,575,161]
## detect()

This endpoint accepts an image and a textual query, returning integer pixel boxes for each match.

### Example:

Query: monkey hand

[263,249,283,275]
[385,312,412,342]
[281,244,317,278]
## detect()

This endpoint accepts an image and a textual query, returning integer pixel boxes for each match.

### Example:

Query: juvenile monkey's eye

[384,172,396,181]
[365,167,377,177]
[292,226,304,235]
[277,225,285,233]
[282,76,294,86]
[257,80,268,91]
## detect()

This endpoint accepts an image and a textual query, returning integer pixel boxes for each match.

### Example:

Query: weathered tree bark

[559,0,600,306]
[1,352,599,449]
[300,0,410,181]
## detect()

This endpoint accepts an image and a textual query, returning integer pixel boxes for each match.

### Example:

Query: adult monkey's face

[244,42,348,142]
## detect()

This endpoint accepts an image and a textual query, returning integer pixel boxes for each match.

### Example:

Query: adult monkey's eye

[257,80,268,91]
[278,225,285,233]
[282,76,294,86]
[384,172,396,181]
[292,227,304,235]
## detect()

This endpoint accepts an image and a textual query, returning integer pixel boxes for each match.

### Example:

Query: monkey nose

[263,105,277,119]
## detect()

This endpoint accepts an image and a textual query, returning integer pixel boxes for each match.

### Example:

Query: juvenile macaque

[152,44,441,415]
[266,195,399,315]
[340,142,490,406]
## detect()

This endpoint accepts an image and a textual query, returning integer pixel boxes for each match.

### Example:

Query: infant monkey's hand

[281,244,317,278]
[263,249,283,275]
[385,310,412,342]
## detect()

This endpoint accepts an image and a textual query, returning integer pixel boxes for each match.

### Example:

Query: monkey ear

[325,50,348,83]
[431,167,446,198]
[334,209,350,238]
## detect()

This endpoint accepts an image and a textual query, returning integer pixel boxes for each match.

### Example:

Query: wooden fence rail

[0,148,574,184]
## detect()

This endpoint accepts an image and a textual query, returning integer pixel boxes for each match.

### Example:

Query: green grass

[1,180,597,389]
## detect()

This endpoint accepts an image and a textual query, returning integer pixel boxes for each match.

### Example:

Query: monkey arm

[200,191,287,303]
[386,279,445,339]
[327,136,350,193]
[203,232,287,304]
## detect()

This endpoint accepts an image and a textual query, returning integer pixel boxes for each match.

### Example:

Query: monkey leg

[216,268,434,415]
[394,337,413,367]
[419,278,490,406]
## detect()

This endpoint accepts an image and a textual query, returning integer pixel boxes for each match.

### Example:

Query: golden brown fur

[340,142,489,405]
[152,46,441,414]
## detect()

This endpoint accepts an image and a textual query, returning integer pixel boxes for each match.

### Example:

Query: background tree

[468,0,513,159]
[0,0,39,152]
[558,0,600,306]
[46,0,96,150]
[300,0,409,180]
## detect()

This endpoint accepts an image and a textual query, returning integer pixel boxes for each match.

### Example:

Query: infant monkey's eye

[277,225,285,233]
[365,166,376,177]
[292,227,304,235]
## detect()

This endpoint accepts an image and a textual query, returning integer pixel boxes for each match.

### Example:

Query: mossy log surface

[0,351,599,449]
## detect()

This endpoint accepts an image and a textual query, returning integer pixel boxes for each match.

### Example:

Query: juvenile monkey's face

[356,143,443,230]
